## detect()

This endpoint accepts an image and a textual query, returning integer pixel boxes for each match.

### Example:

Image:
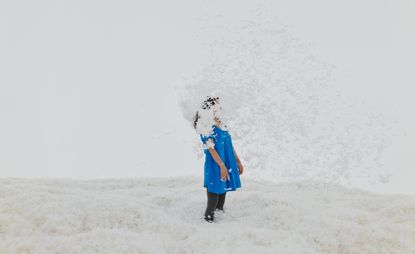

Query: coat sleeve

[200,133,216,149]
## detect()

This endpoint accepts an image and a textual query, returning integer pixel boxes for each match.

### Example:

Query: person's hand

[237,161,244,175]
[220,164,229,181]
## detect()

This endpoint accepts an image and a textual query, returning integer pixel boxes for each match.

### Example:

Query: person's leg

[204,189,219,222]
[216,192,226,210]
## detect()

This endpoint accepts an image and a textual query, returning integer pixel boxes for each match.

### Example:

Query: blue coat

[200,125,242,194]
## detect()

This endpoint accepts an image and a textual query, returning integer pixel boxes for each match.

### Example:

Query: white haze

[0,0,414,195]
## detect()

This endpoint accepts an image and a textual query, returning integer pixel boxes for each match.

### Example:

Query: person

[193,96,244,223]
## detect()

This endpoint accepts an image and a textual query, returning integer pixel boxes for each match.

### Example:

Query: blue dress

[200,124,242,194]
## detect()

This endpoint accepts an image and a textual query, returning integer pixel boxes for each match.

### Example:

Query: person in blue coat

[193,96,244,223]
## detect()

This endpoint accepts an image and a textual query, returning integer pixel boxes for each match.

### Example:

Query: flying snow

[176,6,392,186]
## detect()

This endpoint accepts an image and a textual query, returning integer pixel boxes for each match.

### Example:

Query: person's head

[201,96,220,110]
[193,96,221,130]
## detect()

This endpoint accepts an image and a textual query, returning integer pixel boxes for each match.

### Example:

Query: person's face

[213,102,220,113]
[213,102,221,121]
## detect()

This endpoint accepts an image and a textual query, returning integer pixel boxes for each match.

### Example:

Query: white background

[1,0,414,194]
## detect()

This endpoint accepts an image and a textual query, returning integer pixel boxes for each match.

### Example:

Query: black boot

[204,212,214,223]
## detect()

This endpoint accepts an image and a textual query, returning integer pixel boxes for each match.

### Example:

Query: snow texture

[0,177,414,254]
[177,5,393,186]
[195,98,229,136]
[204,138,215,149]
[194,103,217,137]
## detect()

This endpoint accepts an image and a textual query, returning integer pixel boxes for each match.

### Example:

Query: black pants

[204,189,226,218]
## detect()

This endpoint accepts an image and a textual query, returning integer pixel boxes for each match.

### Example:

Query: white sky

[0,0,414,194]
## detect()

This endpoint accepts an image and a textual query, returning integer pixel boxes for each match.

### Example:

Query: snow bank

[1,177,414,254]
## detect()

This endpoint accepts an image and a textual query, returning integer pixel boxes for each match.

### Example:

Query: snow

[0,1,414,252]
[1,177,414,254]
[194,103,217,137]
[177,4,394,188]
[204,139,215,149]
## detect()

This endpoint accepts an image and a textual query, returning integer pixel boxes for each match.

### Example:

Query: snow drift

[1,177,414,254]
